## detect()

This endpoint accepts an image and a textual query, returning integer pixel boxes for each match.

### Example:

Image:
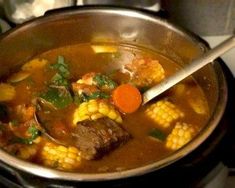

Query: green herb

[74,93,89,105]
[74,91,110,105]
[50,56,70,87]
[51,73,69,87]
[88,91,110,99]
[13,125,41,145]
[149,128,166,141]
[50,56,70,78]
[40,87,73,109]
[93,74,117,89]
[0,25,2,33]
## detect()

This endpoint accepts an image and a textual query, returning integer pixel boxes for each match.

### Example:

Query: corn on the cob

[21,58,48,72]
[166,122,198,150]
[40,142,82,171]
[145,100,184,128]
[188,97,208,115]
[125,58,165,87]
[73,99,122,125]
[0,83,16,102]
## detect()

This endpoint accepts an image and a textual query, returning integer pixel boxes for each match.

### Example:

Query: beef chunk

[72,118,131,160]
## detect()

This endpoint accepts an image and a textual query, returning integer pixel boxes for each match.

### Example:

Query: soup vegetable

[0,43,209,172]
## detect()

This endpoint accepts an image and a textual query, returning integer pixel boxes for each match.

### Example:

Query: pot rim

[0,6,228,181]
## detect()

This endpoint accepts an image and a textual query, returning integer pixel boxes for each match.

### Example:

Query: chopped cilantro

[50,56,70,87]
[93,74,117,89]
[74,91,110,105]
[51,73,69,87]
[74,93,89,105]
[40,87,73,109]
[13,125,41,145]
[88,91,110,100]
[149,128,166,141]
[50,56,70,78]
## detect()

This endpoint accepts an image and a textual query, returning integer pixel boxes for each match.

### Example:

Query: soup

[0,43,209,173]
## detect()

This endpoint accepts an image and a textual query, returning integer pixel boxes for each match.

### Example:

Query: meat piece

[72,83,99,96]
[77,72,97,85]
[125,58,165,88]
[72,118,130,160]
[14,105,35,122]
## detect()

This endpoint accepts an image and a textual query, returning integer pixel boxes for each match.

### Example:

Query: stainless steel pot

[0,6,227,181]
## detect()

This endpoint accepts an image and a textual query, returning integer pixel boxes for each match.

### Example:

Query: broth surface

[0,43,209,172]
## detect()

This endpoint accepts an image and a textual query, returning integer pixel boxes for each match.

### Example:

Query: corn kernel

[39,141,82,171]
[166,122,198,150]
[145,100,184,128]
[73,99,122,125]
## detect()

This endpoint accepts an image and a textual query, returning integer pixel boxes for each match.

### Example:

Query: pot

[0,6,227,181]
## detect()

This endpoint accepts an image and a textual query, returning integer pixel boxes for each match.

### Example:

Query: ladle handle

[142,35,235,105]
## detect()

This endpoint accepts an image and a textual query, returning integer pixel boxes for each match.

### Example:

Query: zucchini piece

[149,128,166,141]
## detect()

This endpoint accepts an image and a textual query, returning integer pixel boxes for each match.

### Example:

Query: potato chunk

[0,83,16,102]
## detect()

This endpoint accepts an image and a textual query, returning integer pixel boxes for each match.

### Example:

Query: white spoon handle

[142,35,235,105]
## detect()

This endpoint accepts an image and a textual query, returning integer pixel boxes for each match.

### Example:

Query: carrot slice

[112,84,142,113]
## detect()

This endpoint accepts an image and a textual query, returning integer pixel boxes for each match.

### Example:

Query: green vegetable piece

[51,73,69,87]
[74,93,89,105]
[40,87,73,109]
[93,74,117,89]
[50,55,70,78]
[149,128,166,141]
[13,125,41,145]
[88,91,110,100]
[74,91,110,105]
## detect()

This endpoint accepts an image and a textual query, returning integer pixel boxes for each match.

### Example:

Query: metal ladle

[34,98,70,146]
[142,35,235,105]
